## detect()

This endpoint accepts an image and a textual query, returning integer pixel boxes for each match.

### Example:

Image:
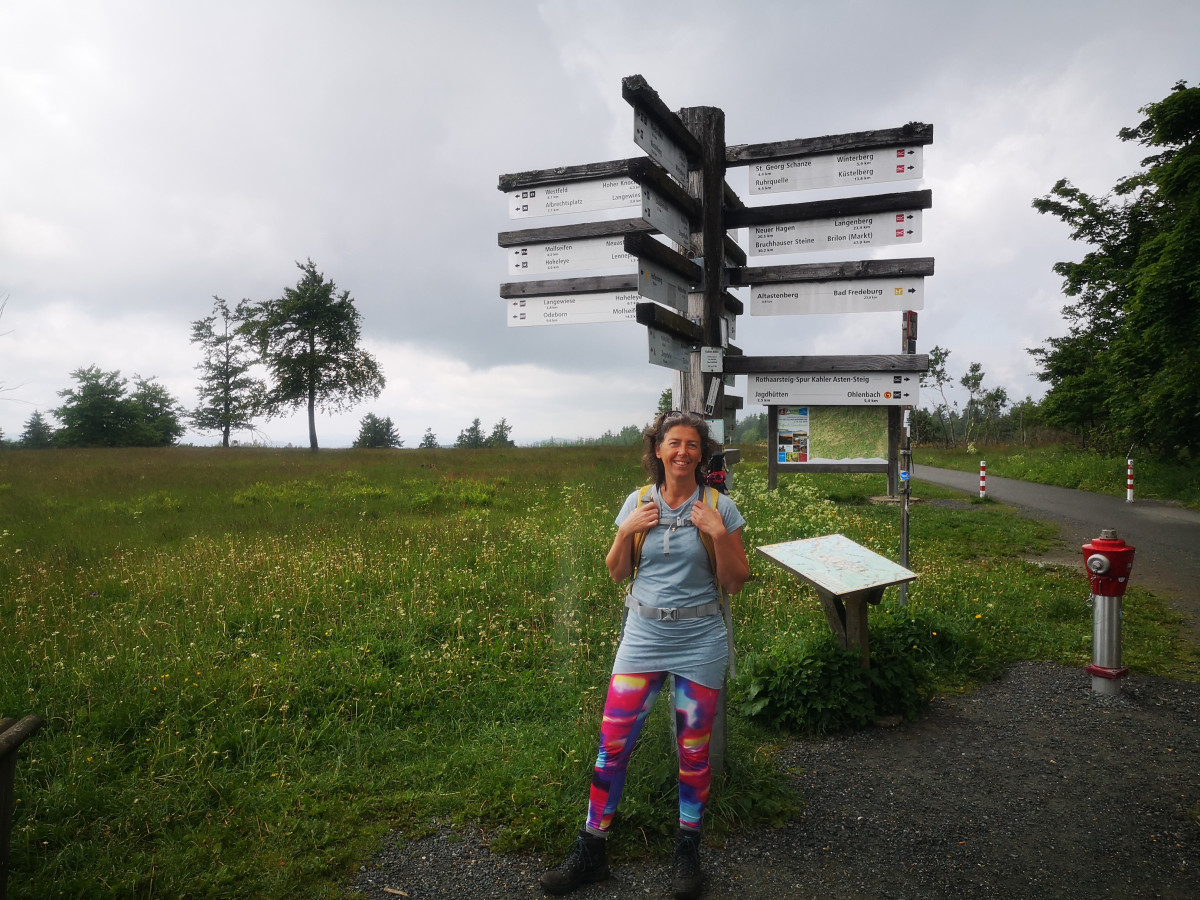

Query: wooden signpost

[497,75,936,723]
[497,76,931,440]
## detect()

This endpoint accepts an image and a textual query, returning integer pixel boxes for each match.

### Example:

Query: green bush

[737,610,976,734]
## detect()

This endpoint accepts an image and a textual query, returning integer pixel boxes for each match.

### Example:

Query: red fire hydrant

[1082,529,1136,695]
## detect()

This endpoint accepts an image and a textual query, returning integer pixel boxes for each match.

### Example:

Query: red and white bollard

[979,460,987,499]
[1126,458,1134,503]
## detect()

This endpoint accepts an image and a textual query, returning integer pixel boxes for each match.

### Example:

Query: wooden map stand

[757,534,917,668]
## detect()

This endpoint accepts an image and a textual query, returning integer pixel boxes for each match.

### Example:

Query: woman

[539,411,750,899]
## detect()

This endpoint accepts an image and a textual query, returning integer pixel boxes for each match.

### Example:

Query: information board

[758,534,916,597]
[751,277,924,315]
[749,145,923,195]
[750,209,922,256]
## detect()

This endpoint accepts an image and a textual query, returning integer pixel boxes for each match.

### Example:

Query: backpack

[627,484,736,677]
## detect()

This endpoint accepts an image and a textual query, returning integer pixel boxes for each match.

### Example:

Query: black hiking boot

[538,828,609,895]
[671,828,704,899]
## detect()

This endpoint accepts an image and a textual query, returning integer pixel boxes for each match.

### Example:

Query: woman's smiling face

[655,424,702,480]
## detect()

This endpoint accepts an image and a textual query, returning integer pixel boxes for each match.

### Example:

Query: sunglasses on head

[664,410,705,420]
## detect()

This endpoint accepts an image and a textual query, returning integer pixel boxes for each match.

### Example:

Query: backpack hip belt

[624,594,722,622]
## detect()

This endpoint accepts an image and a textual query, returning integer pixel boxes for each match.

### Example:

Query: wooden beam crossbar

[500,274,637,299]
[725,354,929,374]
[621,74,702,163]
[635,302,702,343]
[497,217,650,248]
[624,232,702,285]
[726,189,933,230]
[498,158,637,192]
[730,257,935,286]
[726,123,934,166]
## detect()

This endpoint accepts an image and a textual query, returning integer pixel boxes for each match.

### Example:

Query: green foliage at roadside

[739,610,978,734]
[1031,81,1200,460]
[1,448,1196,899]
[914,444,1200,509]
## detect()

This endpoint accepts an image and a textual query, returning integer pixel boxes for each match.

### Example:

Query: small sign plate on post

[700,347,724,373]
[634,108,691,185]
[749,145,923,195]
[507,292,640,327]
[638,258,692,312]
[751,277,924,315]
[647,326,692,372]
[747,372,918,406]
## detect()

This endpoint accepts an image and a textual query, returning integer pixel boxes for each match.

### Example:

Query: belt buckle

[658,607,677,622]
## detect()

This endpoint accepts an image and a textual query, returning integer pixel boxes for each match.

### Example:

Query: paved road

[913,465,1200,640]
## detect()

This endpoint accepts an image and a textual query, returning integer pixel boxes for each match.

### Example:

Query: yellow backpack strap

[697,485,719,577]
[700,485,737,678]
[629,485,654,580]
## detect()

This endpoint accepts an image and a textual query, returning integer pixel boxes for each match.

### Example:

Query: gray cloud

[2,0,1196,445]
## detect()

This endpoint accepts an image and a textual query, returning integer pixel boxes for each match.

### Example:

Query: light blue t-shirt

[611,484,746,689]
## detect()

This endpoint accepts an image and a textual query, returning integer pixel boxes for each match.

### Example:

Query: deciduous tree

[418,427,439,449]
[53,366,183,447]
[242,260,384,451]
[1031,81,1200,458]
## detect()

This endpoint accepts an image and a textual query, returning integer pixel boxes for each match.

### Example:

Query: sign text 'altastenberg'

[751,277,924,315]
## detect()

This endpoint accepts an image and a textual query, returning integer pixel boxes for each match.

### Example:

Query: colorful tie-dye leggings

[586,672,721,833]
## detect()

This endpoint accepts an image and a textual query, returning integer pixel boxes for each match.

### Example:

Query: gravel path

[348,661,1200,900]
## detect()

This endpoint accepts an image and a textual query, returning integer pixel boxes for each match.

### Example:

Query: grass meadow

[2,446,1196,899]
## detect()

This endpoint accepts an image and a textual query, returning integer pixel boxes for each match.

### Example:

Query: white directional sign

[749,145,923,195]
[751,277,924,316]
[747,373,919,406]
[508,177,641,218]
[642,186,691,246]
[634,108,690,185]
[647,326,692,372]
[507,292,640,327]
[507,235,636,275]
[638,259,691,312]
[750,210,923,256]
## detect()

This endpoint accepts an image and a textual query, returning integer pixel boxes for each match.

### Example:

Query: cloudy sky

[1,0,1196,447]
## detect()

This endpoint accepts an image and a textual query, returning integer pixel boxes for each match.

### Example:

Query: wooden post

[678,106,726,418]
[676,107,731,775]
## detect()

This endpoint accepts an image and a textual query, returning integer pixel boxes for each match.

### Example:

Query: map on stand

[757,534,916,597]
